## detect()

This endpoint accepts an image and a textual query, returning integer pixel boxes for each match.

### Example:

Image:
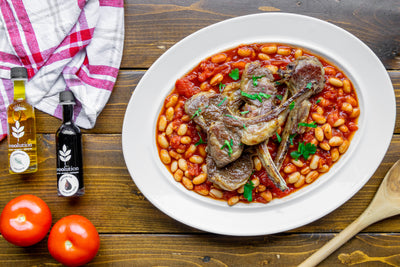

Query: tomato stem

[16,214,26,223]
[65,240,73,250]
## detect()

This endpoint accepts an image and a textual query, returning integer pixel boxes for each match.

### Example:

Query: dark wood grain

[123,0,400,70]
[0,233,399,266]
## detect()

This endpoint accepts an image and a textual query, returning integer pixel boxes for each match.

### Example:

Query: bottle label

[58,173,79,196]
[10,150,30,173]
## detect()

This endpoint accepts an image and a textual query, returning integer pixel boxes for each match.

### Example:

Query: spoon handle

[298,205,382,267]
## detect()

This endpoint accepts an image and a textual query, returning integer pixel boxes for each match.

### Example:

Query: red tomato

[0,194,52,247]
[48,215,100,267]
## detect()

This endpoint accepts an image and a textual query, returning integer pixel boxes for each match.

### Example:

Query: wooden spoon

[299,159,400,267]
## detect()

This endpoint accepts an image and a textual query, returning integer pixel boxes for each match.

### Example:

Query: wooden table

[1,1,399,266]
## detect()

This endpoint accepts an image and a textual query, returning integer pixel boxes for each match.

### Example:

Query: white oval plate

[122,13,395,236]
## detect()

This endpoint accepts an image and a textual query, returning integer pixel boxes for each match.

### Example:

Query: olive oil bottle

[7,67,38,174]
[56,91,84,197]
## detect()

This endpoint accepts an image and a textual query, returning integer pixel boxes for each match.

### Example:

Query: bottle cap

[10,67,28,80]
[59,91,76,105]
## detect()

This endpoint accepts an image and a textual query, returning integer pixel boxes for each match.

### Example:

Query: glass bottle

[56,91,84,197]
[7,67,38,174]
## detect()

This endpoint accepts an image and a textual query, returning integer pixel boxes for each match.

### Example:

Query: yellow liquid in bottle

[7,80,38,174]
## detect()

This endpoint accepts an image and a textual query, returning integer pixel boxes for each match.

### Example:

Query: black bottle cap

[10,67,28,79]
[59,91,76,105]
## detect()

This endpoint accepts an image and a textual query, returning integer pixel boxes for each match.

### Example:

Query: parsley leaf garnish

[190,108,201,119]
[195,132,206,146]
[220,139,233,157]
[240,90,271,103]
[229,68,240,80]
[276,95,283,101]
[316,99,321,104]
[276,132,282,143]
[219,82,226,92]
[244,180,255,202]
[298,121,317,128]
[290,142,317,160]
[289,101,295,110]
[289,134,297,146]
[217,97,227,107]
[306,82,313,89]
[240,110,250,115]
[252,75,265,87]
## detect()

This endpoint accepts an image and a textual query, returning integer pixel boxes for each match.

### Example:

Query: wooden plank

[0,233,399,266]
[123,0,400,70]
[34,70,400,134]
[1,134,400,234]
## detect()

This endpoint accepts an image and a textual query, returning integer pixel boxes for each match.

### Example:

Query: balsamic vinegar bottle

[56,91,84,197]
[7,67,38,174]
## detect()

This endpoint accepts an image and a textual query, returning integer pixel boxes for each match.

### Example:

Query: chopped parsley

[244,180,255,202]
[195,132,206,146]
[219,82,226,92]
[240,90,271,103]
[289,101,295,110]
[243,124,247,130]
[252,75,265,87]
[316,99,321,104]
[240,110,250,115]
[190,108,201,119]
[289,133,297,146]
[276,95,283,101]
[306,82,313,89]
[298,121,317,128]
[229,68,240,80]
[290,142,317,160]
[220,139,234,157]
[217,97,227,107]
[224,114,238,120]
[275,81,281,85]
[276,132,282,143]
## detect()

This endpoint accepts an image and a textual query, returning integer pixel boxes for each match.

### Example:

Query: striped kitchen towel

[0,0,124,141]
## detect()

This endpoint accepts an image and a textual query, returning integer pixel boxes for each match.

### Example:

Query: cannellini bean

[287,172,301,184]
[201,164,207,173]
[169,150,181,160]
[258,184,266,192]
[253,157,262,171]
[339,125,349,133]
[193,173,207,185]
[333,118,345,127]
[346,96,358,107]
[316,106,324,115]
[329,77,343,87]
[294,175,305,188]
[319,142,331,151]
[181,115,191,122]
[319,164,329,173]
[310,138,319,147]
[170,161,178,173]
[322,123,333,139]
[312,113,327,124]
[177,124,188,136]
[277,47,291,56]
[195,186,209,196]
[189,155,204,164]
[184,144,197,158]
[180,136,192,144]
[165,107,174,121]
[339,140,350,154]
[294,49,303,59]
[157,134,169,149]
[182,177,193,190]
[260,191,273,202]
[200,82,209,91]
[160,149,171,164]
[331,148,340,162]
[237,186,244,194]
[261,44,277,54]
[266,65,278,74]
[165,95,178,108]
[211,53,227,64]
[184,170,192,179]
[158,115,167,131]
[178,158,188,171]
[343,79,352,93]
[251,177,260,187]
[228,196,240,206]
[329,136,344,147]
[341,102,353,114]
[349,108,360,119]
[324,67,336,76]
[165,122,173,135]
[291,159,304,168]
[300,166,311,175]
[210,189,223,199]
[305,171,319,184]
[238,47,252,57]
[310,155,320,170]
[198,145,207,157]
[315,127,324,142]
[258,53,270,60]
[210,73,224,86]
[284,163,297,174]
[174,169,183,182]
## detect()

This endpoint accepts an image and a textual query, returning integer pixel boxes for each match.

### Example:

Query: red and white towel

[0,0,124,141]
